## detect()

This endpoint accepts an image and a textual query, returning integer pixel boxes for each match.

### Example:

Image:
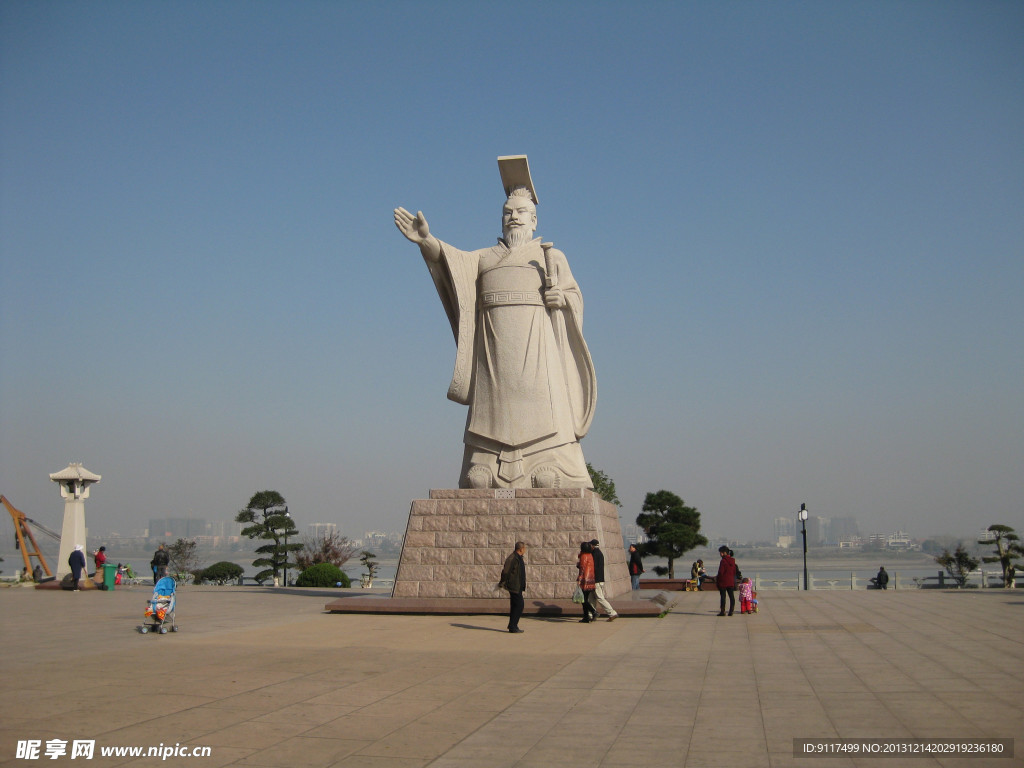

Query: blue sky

[1,0,1021,543]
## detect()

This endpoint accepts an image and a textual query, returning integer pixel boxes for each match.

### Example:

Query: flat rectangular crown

[497,155,538,204]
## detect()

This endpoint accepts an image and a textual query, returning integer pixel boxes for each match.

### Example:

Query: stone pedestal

[393,488,630,600]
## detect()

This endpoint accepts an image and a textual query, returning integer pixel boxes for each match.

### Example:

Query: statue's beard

[503,225,534,248]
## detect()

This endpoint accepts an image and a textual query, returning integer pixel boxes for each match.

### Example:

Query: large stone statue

[394,156,596,490]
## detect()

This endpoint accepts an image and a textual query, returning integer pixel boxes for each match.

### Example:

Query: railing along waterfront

[750,570,1023,591]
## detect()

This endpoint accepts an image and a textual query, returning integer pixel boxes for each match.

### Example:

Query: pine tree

[635,490,708,579]
[235,491,302,585]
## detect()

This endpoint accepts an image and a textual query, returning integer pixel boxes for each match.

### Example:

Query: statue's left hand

[544,286,566,309]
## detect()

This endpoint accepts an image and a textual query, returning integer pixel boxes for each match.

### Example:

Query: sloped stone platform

[324,592,673,616]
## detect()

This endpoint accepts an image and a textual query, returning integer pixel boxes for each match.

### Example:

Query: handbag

[571,585,585,604]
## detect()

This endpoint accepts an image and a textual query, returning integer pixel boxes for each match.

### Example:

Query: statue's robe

[424,237,596,486]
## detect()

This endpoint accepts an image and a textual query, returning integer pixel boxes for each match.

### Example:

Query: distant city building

[773,517,795,546]
[774,514,866,547]
[867,531,914,549]
[780,515,823,546]
[806,517,823,547]
[621,524,648,544]
[887,530,911,549]
[148,517,207,540]
[828,516,860,545]
[208,520,243,538]
[308,522,338,538]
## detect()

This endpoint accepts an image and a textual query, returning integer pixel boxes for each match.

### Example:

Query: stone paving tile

[250,701,359,726]
[120,747,259,768]
[685,748,772,767]
[2,586,1021,768]
[303,714,403,741]
[232,737,371,768]
[429,758,517,768]
[336,759,433,768]
[199,720,314,749]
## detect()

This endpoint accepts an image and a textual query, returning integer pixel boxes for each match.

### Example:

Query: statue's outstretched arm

[394,207,441,262]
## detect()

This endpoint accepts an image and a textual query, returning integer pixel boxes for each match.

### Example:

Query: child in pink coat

[739,577,755,614]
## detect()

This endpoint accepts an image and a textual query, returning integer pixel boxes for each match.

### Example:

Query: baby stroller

[140,576,178,634]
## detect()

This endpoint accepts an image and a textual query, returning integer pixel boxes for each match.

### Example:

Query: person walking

[628,543,644,590]
[577,542,598,622]
[716,545,737,616]
[588,539,618,621]
[499,541,527,633]
[68,545,86,591]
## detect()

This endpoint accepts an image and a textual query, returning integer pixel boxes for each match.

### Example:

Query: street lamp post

[798,503,809,590]
[282,512,290,589]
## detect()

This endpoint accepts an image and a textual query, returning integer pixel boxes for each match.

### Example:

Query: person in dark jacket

[716,545,737,616]
[588,539,618,620]
[151,544,170,584]
[499,541,527,633]
[68,545,87,591]
[871,566,889,590]
[628,543,644,590]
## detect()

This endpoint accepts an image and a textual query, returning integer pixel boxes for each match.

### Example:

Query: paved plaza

[0,584,1020,768]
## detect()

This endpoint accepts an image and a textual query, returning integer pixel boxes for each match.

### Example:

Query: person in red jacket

[716,545,737,616]
[576,542,598,623]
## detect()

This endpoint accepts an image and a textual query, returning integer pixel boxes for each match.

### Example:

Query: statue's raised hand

[394,207,430,245]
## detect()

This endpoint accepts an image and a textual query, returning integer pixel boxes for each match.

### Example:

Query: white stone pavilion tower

[50,462,101,578]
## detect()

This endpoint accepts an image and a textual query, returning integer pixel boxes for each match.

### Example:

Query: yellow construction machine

[2,495,57,579]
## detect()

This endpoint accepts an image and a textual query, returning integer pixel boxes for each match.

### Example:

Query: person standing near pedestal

[577,542,598,623]
[589,539,618,621]
[499,542,527,633]
[628,543,644,590]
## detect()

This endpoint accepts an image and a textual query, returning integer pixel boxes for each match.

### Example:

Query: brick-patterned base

[392,488,631,601]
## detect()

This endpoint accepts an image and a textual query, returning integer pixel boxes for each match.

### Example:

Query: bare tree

[296,529,358,571]
[167,538,202,579]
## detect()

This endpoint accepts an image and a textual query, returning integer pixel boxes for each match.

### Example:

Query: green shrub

[295,563,350,588]
[200,561,244,585]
